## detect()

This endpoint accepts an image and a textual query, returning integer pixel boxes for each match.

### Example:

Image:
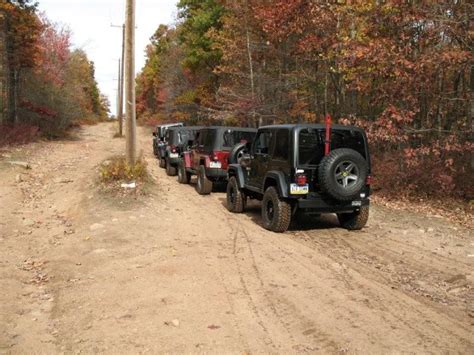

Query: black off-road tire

[177,159,191,184]
[338,206,369,230]
[159,157,166,168]
[318,148,368,202]
[196,165,213,195]
[226,177,246,213]
[166,158,177,176]
[261,187,292,233]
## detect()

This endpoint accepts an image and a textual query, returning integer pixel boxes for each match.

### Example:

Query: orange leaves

[2,2,42,69]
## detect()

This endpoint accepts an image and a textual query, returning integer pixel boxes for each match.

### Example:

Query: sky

[37,0,178,116]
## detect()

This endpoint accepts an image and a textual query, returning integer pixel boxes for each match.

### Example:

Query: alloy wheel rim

[335,160,359,188]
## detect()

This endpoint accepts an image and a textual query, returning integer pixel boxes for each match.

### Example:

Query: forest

[0,0,109,144]
[136,0,473,202]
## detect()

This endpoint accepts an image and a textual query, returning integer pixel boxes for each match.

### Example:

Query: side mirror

[152,132,157,137]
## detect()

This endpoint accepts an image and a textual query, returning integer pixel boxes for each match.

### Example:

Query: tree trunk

[7,68,17,124]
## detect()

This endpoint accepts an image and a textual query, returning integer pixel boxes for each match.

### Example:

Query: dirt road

[0,123,472,354]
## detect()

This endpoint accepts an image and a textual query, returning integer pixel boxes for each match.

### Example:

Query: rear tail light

[296,175,307,186]
[171,145,177,153]
[212,150,227,162]
[366,175,372,185]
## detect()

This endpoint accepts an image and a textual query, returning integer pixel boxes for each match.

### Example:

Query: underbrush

[100,155,148,183]
[98,154,152,198]
[371,150,473,202]
[0,124,40,147]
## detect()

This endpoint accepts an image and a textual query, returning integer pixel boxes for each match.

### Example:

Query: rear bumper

[297,195,370,212]
[205,168,227,180]
[168,157,180,166]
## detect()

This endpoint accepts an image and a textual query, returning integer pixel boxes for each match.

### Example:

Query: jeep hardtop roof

[167,126,203,133]
[259,123,365,133]
[155,122,184,129]
[201,126,257,132]
[254,123,370,168]
[197,126,257,151]
[156,123,184,139]
[167,126,203,146]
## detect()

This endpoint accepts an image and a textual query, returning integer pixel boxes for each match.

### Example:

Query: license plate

[290,183,309,195]
[209,161,222,168]
[352,200,362,207]
[169,153,179,159]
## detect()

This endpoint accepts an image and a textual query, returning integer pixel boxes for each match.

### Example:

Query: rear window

[199,130,216,150]
[298,128,366,166]
[168,131,180,145]
[178,130,195,145]
[222,130,255,149]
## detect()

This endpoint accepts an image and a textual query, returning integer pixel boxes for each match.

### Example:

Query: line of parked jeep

[152,121,372,233]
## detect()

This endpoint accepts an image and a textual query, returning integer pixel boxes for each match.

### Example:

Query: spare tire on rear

[318,148,368,201]
[228,143,248,165]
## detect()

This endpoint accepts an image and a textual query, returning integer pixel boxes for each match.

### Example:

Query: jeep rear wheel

[196,165,213,195]
[318,148,368,201]
[226,177,246,213]
[177,159,190,184]
[338,206,369,230]
[159,158,166,168]
[261,187,291,233]
[166,158,177,176]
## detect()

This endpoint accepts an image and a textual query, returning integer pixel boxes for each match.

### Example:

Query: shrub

[0,124,40,147]
[100,155,148,183]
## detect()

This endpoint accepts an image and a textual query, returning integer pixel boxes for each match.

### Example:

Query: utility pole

[119,25,125,136]
[111,24,125,137]
[124,0,136,165]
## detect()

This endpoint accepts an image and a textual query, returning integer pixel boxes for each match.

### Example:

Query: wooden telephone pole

[111,24,125,136]
[124,0,137,165]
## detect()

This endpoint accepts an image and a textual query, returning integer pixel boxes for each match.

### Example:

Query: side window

[197,130,205,146]
[203,130,215,150]
[191,131,199,146]
[254,131,272,155]
[272,129,289,161]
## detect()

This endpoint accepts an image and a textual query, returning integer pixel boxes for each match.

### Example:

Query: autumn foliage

[1,0,109,141]
[137,1,473,202]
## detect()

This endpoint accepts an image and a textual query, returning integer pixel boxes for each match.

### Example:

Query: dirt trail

[0,123,473,354]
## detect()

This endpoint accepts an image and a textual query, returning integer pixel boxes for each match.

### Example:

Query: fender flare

[264,171,289,198]
[228,164,246,189]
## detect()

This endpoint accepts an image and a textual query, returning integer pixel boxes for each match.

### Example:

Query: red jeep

[177,127,257,195]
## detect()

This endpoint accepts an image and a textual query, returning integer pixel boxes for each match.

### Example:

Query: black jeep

[226,123,371,232]
[163,126,203,176]
[152,123,184,167]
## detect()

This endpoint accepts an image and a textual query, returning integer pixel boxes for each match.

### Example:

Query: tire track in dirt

[284,227,473,350]
[151,151,473,353]
[292,223,473,321]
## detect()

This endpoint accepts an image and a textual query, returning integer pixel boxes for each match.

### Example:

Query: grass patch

[100,155,148,183]
[98,154,153,198]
